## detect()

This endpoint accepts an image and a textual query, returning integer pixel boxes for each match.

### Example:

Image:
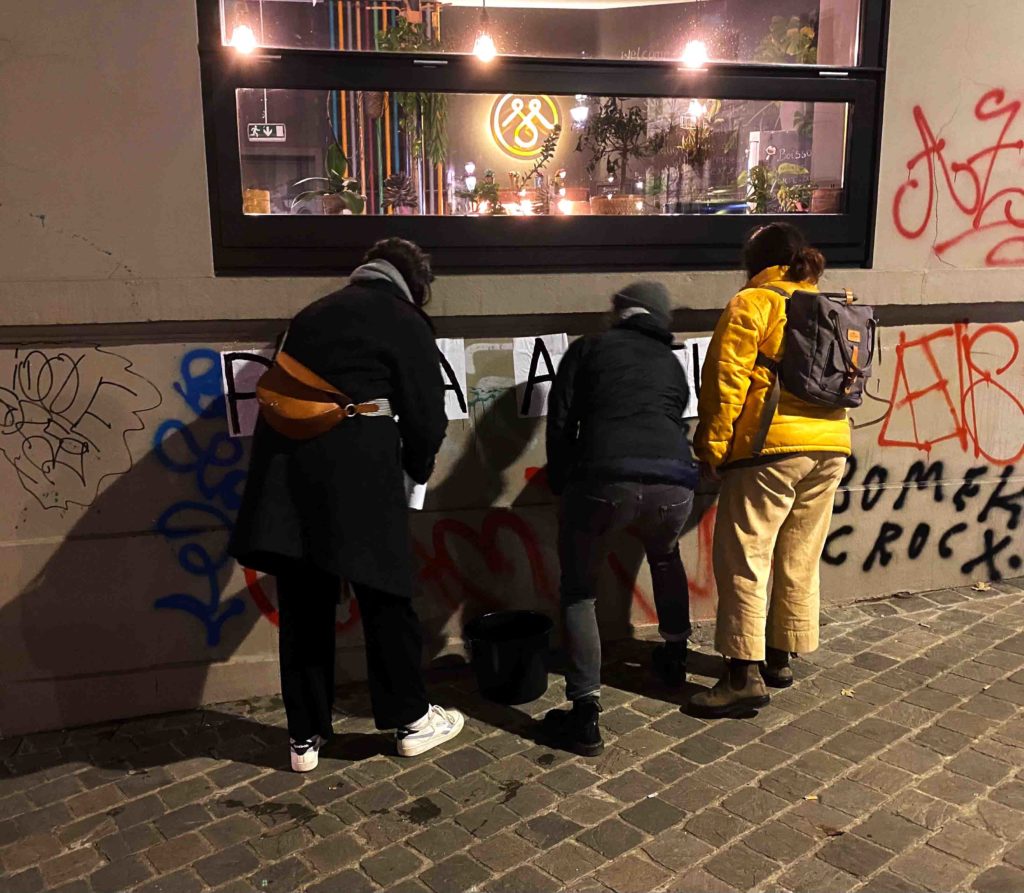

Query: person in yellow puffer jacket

[689,223,850,719]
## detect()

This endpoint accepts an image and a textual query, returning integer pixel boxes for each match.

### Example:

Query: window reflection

[220,1,861,67]
[237,88,847,217]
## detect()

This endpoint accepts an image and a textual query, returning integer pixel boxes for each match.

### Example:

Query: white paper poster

[436,338,469,421]
[513,334,569,418]
[673,336,712,419]
[220,349,275,437]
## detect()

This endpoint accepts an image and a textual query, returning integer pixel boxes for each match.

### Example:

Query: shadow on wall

[0,347,264,738]
[0,343,715,745]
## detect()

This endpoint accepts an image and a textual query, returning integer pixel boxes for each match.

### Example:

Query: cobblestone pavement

[4,582,1024,893]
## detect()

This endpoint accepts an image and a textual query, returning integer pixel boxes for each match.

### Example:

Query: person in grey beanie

[543,281,698,756]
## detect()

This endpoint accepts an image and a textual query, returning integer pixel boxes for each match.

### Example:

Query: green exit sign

[247,123,286,142]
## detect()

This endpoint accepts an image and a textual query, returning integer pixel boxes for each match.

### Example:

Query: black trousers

[277,564,429,740]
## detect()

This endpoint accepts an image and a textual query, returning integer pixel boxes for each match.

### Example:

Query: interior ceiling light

[681,39,708,69]
[570,94,590,128]
[681,0,709,69]
[230,24,258,53]
[688,98,707,118]
[473,0,497,62]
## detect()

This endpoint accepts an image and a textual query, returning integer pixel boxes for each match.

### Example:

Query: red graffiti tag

[893,89,1024,266]
[243,567,361,633]
[414,509,557,610]
[879,323,1024,466]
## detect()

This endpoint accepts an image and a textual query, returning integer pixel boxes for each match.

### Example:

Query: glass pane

[221,1,861,67]
[237,88,847,216]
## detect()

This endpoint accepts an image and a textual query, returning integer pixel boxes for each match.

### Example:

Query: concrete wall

[1,0,1022,735]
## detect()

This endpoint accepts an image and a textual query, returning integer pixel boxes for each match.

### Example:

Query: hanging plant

[376,16,449,166]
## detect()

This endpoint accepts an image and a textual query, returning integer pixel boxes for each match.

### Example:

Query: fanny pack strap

[273,352,387,417]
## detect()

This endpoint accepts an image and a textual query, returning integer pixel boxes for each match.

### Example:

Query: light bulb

[635,200,644,211]
[557,198,572,214]
[570,104,589,125]
[635,179,644,190]
[473,32,497,62]
[230,25,258,54]
[688,98,708,119]
[464,162,476,176]
[681,39,709,69]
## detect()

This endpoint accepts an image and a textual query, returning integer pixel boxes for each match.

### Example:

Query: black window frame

[197,0,890,274]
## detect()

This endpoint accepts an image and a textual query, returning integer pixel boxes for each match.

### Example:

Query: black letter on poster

[438,352,467,415]
[223,352,273,436]
[521,338,557,416]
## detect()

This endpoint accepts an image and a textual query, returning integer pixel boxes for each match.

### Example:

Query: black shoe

[652,643,687,688]
[760,647,794,688]
[541,698,604,757]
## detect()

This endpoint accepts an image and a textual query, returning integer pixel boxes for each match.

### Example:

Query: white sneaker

[289,735,325,772]
[396,705,465,757]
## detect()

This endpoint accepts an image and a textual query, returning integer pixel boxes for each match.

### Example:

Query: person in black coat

[542,281,698,756]
[230,238,464,771]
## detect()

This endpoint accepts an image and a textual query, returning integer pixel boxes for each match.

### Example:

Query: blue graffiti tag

[153,348,247,645]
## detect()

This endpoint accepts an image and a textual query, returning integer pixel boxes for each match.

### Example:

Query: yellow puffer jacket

[694,265,852,468]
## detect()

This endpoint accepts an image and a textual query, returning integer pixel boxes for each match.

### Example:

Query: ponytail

[789,245,826,284]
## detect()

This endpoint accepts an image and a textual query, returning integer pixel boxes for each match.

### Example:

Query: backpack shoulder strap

[743,285,788,456]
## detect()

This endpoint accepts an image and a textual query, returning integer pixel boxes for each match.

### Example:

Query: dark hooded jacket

[546,314,696,495]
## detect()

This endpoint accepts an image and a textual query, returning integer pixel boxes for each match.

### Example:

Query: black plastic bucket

[464,610,553,705]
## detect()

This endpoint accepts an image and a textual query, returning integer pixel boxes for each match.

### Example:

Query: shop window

[198,0,889,272]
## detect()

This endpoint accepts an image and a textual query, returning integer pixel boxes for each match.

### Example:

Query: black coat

[546,315,694,494]
[229,280,447,597]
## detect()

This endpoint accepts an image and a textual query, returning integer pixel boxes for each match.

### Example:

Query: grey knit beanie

[612,281,672,328]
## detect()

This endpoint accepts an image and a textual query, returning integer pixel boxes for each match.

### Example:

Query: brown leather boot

[761,647,794,688]
[687,659,770,718]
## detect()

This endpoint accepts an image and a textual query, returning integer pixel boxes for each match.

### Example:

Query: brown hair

[742,222,825,284]
[363,237,435,306]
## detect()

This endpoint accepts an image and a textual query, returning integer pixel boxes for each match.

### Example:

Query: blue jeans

[558,480,694,701]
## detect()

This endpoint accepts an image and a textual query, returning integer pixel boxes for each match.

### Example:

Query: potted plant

[376,16,449,166]
[383,172,417,215]
[738,163,810,214]
[508,126,561,214]
[457,170,505,216]
[576,98,660,214]
[756,15,819,64]
[291,142,366,215]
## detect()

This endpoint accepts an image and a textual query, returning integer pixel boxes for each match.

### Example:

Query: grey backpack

[753,286,877,454]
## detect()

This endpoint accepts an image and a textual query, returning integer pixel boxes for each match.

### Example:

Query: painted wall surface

[1,323,1021,735]
[1,0,1023,733]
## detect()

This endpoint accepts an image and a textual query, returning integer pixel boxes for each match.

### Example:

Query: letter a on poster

[513,334,568,418]
[436,338,469,421]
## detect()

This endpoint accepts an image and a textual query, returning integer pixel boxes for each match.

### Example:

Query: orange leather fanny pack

[255,351,392,440]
